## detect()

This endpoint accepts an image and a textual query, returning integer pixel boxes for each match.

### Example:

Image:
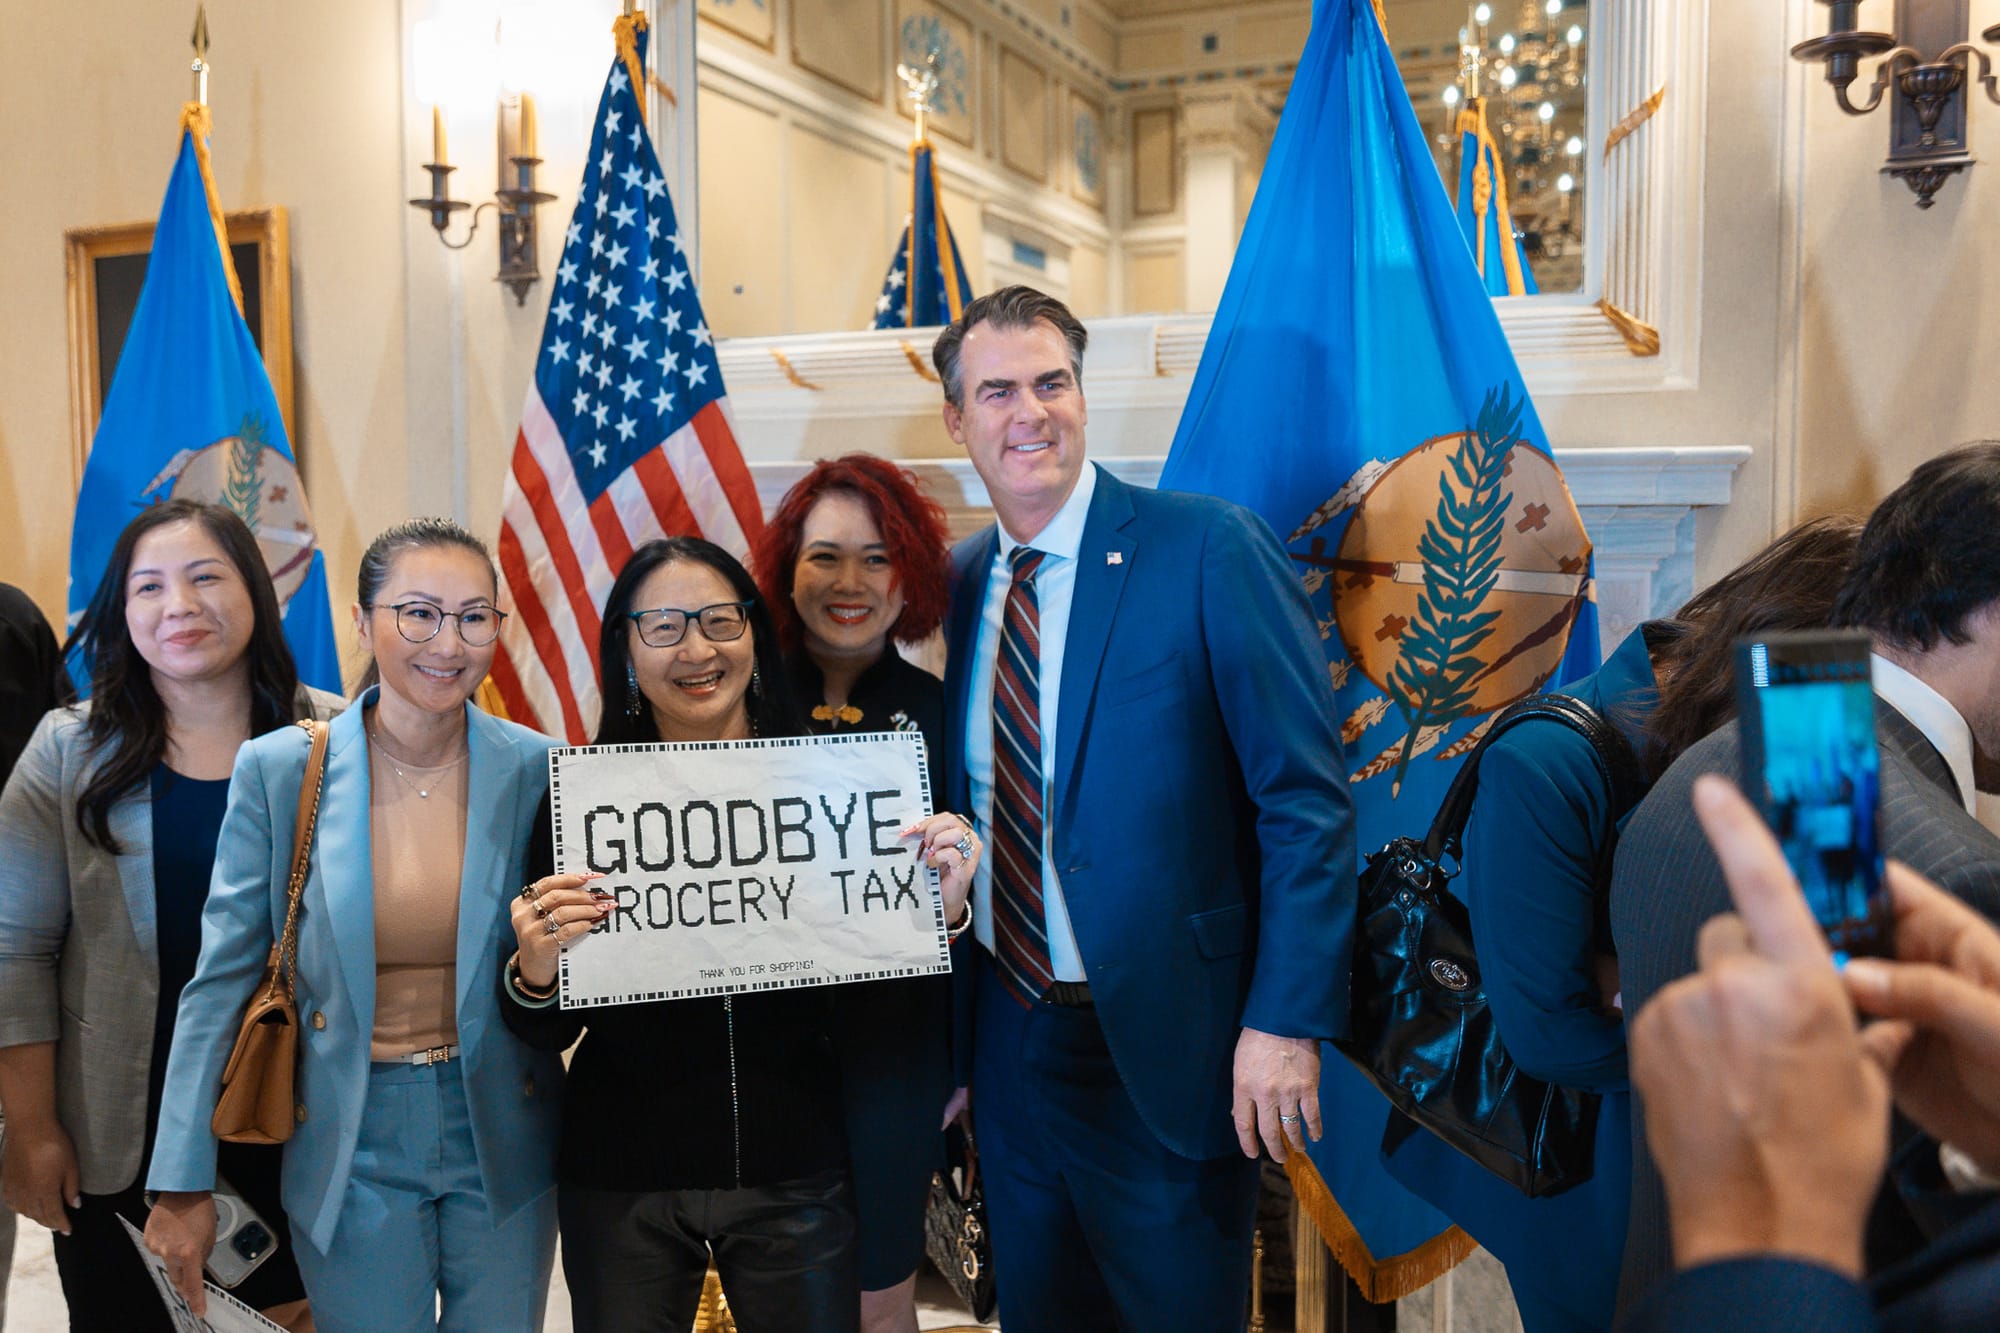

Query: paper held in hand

[118,1217,286,1333]
[550,731,952,1007]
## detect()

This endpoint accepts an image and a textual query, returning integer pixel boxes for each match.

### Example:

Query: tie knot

[1010,547,1046,585]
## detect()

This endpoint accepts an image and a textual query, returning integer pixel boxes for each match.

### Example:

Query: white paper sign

[550,732,951,1006]
[119,1217,287,1333]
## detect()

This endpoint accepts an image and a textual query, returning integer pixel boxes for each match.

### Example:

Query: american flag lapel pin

[1106,551,1123,565]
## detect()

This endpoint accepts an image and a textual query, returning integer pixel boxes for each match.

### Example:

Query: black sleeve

[497,789,587,1051]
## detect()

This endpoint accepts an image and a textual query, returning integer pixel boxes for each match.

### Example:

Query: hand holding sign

[511,871,612,992]
[551,733,960,1006]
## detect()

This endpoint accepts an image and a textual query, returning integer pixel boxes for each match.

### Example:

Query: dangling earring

[625,659,642,717]
[750,666,763,700]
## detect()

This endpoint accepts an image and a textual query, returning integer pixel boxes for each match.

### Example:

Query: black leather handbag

[1335,693,1644,1199]
[925,1121,997,1320]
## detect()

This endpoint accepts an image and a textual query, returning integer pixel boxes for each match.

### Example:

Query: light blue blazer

[147,690,564,1254]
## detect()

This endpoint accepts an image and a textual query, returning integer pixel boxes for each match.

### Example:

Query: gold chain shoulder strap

[277,718,332,991]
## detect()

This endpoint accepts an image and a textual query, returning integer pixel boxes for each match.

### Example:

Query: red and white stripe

[492,385,763,742]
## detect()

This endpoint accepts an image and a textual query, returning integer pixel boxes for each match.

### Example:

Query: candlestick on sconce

[409,92,554,301]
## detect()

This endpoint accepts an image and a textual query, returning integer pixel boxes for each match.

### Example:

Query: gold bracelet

[508,950,558,1000]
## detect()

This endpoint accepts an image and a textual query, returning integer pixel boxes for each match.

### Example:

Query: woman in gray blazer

[0,500,338,1331]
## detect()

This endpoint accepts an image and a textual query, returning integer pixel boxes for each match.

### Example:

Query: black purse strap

[1421,693,1645,865]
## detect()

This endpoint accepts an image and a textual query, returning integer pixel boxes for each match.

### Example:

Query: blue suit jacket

[148,692,564,1252]
[1617,1195,2000,1332]
[943,466,1355,1160]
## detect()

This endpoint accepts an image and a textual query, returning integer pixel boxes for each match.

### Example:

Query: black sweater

[501,796,846,1191]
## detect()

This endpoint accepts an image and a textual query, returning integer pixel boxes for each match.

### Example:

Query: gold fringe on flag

[177,101,244,315]
[899,340,940,382]
[768,349,822,390]
[475,678,512,721]
[1286,1155,1478,1304]
[649,71,678,108]
[1595,297,1661,356]
[614,11,651,128]
[1603,86,1666,161]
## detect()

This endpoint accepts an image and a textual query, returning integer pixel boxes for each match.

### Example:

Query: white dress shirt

[964,463,1099,982]
[1873,653,1978,819]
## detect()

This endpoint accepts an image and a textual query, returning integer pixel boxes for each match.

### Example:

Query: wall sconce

[408,12,556,303]
[1792,0,2000,208]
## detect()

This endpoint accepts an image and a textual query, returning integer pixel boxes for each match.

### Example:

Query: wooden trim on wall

[63,207,293,485]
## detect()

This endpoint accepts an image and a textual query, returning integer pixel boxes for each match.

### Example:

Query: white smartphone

[207,1176,280,1289]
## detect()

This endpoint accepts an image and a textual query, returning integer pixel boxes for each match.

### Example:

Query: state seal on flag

[1292,385,1592,791]
[140,417,318,610]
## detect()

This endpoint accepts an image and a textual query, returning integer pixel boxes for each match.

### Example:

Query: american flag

[493,37,762,743]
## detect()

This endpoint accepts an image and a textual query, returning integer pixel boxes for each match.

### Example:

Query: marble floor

[1,1217,1513,1331]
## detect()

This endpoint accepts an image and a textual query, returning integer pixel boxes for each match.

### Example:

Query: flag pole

[180,5,243,314]
[190,4,209,105]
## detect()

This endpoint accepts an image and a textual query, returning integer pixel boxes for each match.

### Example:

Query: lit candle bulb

[520,93,538,159]
[432,104,447,165]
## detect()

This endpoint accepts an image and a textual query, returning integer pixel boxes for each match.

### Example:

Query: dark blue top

[1384,621,1672,1333]
[146,763,231,1156]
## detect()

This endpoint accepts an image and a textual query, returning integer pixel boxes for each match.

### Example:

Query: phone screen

[1734,630,1892,962]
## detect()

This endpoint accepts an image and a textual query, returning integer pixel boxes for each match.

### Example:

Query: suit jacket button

[523,1075,537,1098]
[311,1011,326,1030]
[294,1103,307,1124]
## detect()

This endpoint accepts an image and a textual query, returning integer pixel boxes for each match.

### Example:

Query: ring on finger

[544,914,562,937]
[952,834,974,860]
[533,896,551,920]
[1279,1112,1301,1125]
[518,884,537,901]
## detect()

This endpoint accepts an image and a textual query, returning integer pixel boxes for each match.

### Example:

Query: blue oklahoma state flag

[69,116,340,693]
[1160,0,1599,1298]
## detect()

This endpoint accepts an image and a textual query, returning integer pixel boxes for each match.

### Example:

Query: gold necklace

[368,729,466,800]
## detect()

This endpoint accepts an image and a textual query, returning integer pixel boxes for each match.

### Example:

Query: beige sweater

[366,738,467,1060]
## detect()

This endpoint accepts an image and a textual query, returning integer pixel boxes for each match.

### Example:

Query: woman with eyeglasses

[0,501,332,1331]
[145,518,566,1331]
[500,537,980,1333]
[751,456,960,1333]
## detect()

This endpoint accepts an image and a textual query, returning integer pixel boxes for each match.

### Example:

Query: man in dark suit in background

[1610,444,2000,1312]
[933,287,1355,1331]
[1621,774,2000,1332]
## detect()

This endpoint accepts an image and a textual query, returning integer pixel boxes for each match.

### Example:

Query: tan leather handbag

[211,718,330,1145]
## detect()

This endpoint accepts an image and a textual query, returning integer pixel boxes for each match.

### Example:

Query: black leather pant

[557,1169,860,1333]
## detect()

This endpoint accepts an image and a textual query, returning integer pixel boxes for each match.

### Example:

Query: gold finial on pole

[895,48,941,145]
[1460,4,1482,102]
[190,4,210,105]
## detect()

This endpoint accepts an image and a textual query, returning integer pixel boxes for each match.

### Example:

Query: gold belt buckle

[423,1045,452,1066]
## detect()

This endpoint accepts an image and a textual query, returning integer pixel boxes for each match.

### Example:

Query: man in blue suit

[1622,775,2000,1331]
[932,286,1355,1330]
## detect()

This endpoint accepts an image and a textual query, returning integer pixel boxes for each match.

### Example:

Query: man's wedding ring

[1279,1113,1301,1125]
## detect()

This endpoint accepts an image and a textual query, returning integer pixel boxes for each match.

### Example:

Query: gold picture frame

[63,207,294,482]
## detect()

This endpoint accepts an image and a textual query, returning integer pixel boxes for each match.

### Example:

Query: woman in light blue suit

[144,518,564,1332]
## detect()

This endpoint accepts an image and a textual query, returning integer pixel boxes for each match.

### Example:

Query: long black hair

[594,537,801,744]
[67,500,302,851]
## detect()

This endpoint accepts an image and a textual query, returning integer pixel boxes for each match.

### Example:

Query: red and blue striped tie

[990,547,1052,1007]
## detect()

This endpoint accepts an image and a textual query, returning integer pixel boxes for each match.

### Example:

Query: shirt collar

[1873,652,1978,817]
[997,462,1097,565]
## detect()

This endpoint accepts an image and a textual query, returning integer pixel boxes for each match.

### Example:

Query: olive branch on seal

[223,413,267,534]
[1383,383,1523,790]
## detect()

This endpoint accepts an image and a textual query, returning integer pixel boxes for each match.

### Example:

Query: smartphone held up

[1733,629,1893,962]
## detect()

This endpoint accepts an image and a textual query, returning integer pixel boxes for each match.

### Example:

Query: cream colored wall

[694,0,1113,338]
[0,0,409,646]
[1785,1,2000,519]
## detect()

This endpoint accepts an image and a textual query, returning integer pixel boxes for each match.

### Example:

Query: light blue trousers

[293,1059,557,1333]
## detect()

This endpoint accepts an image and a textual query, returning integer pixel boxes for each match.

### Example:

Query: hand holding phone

[1734,629,1893,962]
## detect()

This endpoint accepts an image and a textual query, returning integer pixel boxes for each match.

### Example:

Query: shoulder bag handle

[277,719,332,990]
[1421,693,1644,865]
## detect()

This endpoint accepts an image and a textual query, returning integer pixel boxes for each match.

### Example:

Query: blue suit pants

[292,1059,557,1332]
[972,959,1260,1332]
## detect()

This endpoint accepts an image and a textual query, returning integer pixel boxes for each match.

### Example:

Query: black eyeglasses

[628,601,754,648]
[376,601,507,647]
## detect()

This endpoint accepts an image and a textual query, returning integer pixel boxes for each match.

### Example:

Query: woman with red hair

[752,454,956,1333]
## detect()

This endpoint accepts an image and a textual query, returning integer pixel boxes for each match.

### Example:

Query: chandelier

[1440,2,1589,266]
